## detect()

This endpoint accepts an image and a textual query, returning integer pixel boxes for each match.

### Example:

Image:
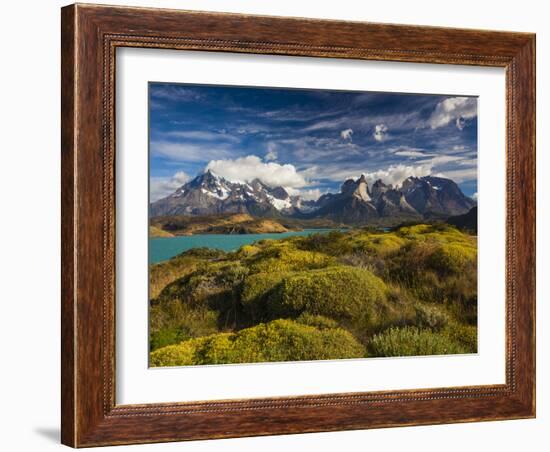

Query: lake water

[149,229,336,264]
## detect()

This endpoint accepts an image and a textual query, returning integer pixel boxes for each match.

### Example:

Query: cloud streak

[150,141,232,162]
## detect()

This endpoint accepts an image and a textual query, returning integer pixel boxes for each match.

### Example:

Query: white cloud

[428,97,477,129]
[433,167,477,183]
[340,128,353,141]
[454,156,477,166]
[302,117,347,132]
[373,124,388,142]
[150,171,191,201]
[362,163,433,187]
[471,192,478,200]
[150,141,231,162]
[297,188,325,201]
[206,155,308,189]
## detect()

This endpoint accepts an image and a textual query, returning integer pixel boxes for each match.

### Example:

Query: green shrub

[247,243,335,273]
[150,319,366,366]
[150,248,227,299]
[385,235,477,311]
[150,339,197,366]
[241,272,286,304]
[149,256,200,300]
[427,243,477,275]
[352,233,406,255]
[414,304,449,331]
[338,250,386,277]
[369,326,467,357]
[178,247,227,259]
[214,263,249,287]
[276,266,388,322]
[240,271,291,323]
[242,266,416,341]
[397,224,433,236]
[438,269,478,323]
[236,244,261,257]
[443,322,478,352]
[295,313,339,329]
[149,301,220,350]
[149,328,188,352]
[295,231,354,256]
[155,262,249,315]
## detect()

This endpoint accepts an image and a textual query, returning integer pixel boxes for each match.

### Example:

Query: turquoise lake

[149,229,336,264]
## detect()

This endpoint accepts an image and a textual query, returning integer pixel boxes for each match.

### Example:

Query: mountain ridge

[150,170,476,225]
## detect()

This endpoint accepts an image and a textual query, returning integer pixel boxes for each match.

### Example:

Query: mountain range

[150,170,476,225]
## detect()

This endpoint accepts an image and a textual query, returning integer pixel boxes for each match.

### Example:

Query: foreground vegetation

[149,223,477,366]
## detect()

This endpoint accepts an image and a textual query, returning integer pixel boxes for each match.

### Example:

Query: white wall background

[0,1,546,451]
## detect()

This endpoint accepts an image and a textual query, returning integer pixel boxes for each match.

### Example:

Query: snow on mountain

[150,170,300,217]
[150,170,476,224]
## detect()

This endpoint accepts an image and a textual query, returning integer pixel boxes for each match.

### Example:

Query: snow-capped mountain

[150,170,476,224]
[150,170,300,217]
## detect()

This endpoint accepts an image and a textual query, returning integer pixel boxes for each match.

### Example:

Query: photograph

[148,83,479,367]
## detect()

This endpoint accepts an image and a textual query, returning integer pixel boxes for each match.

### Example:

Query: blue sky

[149,83,478,201]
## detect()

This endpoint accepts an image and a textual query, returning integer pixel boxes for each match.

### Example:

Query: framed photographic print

[61,3,536,447]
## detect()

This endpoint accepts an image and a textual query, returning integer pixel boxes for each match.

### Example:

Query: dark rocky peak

[371,179,390,200]
[249,178,269,191]
[422,176,460,193]
[189,169,222,188]
[401,176,422,191]
[400,175,475,216]
[340,175,371,201]
[372,179,388,189]
[270,186,290,200]
[341,178,357,194]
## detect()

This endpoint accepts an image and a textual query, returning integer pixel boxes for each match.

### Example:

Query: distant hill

[446,207,478,233]
[150,170,476,225]
[149,226,174,238]
[150,213,294,236]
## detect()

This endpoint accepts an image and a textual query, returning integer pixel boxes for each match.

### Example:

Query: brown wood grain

[60,5,76,446]
[61,3,536,447]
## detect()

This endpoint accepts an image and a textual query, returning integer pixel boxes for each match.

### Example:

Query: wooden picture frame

[61,3,535,447]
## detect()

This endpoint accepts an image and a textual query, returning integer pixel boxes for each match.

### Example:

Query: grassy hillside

[151,213,297,236]
[149,226,174,238]
[149,224,477,365]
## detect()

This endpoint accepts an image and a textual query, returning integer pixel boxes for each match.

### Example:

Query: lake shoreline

[149,228,341,265]
[169,227,302,237]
